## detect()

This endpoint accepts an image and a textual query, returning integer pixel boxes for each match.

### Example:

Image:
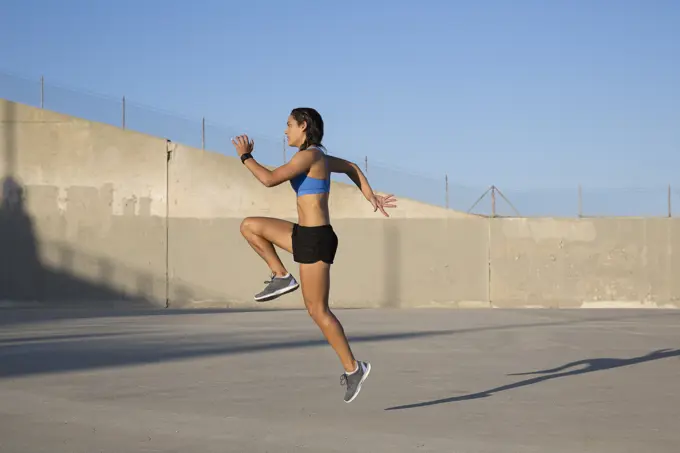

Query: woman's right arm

[326,155,373,198]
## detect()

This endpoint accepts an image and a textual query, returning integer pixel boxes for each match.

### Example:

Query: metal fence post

[445,174,449,209]
[40,75,44,108]
[201,117,205,150]
[122,96,126,129]
[669,184,672,218]
[578,184,582,217]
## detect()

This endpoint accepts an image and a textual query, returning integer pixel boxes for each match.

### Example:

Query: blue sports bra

[289,146,331,196]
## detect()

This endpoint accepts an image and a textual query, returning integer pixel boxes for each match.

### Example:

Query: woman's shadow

[385,348,680,411]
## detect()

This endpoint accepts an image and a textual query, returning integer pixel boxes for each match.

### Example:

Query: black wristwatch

[240,153,253,164]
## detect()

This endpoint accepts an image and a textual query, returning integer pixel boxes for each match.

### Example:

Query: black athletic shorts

[291,223,339,264]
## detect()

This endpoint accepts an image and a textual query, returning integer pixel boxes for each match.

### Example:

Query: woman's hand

[370,193,398,217]
[231,134,254,157]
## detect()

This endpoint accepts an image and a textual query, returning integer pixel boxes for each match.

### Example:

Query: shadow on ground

[385,348,680,411]
[2,309,679,379]
[0,326,478,378]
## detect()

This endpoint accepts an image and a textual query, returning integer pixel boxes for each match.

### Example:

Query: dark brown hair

[290,107,324,150]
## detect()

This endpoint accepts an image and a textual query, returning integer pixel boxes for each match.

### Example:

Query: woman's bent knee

[240,217,257,236]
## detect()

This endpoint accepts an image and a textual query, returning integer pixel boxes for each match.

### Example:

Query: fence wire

[0,70,675,218]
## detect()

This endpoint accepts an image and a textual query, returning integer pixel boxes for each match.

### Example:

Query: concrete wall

[165,142,486,308]
[2,99,679,309]
[489,217,680,308]
[1,99,169,307]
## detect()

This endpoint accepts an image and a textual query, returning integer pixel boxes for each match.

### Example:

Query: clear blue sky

[1,0,679,215]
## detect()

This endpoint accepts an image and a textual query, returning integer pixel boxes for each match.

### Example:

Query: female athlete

[232,107,397,403]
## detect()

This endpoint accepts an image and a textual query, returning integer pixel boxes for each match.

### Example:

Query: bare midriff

[296,193,331,226]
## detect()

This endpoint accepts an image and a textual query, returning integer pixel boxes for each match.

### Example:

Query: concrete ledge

[175,299,680,310]
[5,298,679,310]
[580,300,680,309]
[404,300,492,309]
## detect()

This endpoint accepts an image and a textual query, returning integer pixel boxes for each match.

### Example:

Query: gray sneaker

[254,273,299,302]
[340,361,371,403]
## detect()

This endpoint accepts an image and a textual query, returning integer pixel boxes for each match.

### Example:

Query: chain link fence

[1,69,675,218]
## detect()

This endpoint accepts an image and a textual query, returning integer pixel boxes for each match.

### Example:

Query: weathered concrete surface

[168,142,471,220]
[490,218,680,308]
[1,307,679,452]
[1,98,169,306]
[167,218,490,308]
[166,143,487,307]
[3,98,680,309]
[1,99,484,310]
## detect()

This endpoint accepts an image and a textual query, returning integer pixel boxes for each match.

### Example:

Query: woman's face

[285,115,306,148]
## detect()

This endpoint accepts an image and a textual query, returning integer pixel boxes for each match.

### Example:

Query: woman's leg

[299,260,371,403]
[299,260,356,371]
[240,216,294,275]
[240,216,299,301]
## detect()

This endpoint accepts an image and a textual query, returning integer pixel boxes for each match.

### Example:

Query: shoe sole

[254,282,300,302]
[344,362,371,404]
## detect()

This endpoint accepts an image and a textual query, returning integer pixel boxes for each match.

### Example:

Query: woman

[232,107,397,403]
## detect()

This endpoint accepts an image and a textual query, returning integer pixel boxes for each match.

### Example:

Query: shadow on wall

[0,98,192,309]
[0,164,165,308]
[0,175,41,302]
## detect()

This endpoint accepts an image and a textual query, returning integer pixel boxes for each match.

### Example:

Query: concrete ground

[1,307,679,453]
